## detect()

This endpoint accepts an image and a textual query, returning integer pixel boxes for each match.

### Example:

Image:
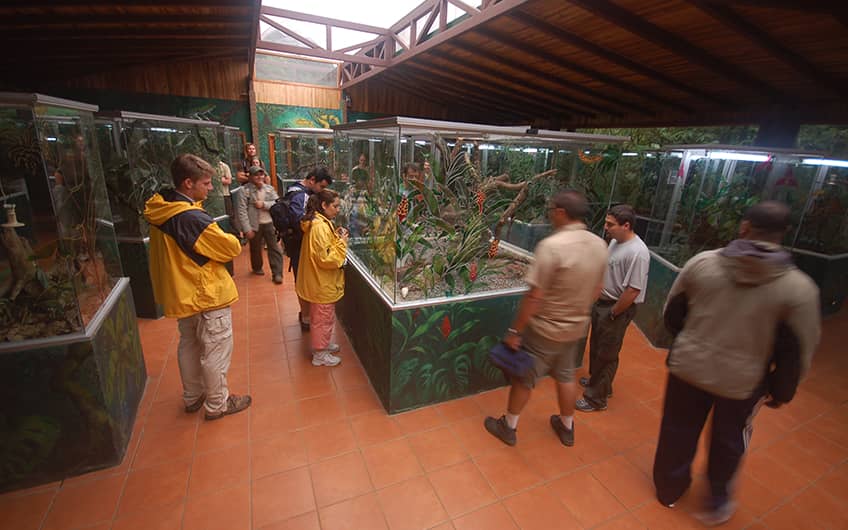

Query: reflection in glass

[0,94,122,341]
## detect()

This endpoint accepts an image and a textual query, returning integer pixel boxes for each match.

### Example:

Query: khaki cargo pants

[177,307,233,414]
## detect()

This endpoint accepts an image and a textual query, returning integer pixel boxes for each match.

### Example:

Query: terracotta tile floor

[2,253,846,530]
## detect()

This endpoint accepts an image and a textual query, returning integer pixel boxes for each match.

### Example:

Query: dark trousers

[653,373,764,507]
[584,300,636,406]
[249,222,283,276]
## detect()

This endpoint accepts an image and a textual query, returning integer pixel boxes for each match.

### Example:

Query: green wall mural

[255,103,343,172]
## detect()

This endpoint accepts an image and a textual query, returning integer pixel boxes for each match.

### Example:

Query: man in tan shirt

[484,190,608,447]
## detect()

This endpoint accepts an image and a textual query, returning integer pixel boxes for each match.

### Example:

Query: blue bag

[488,342,534,378]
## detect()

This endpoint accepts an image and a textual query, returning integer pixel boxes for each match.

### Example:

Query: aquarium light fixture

[415,140,426,146]
[523,148,538,153]
[645,153,655,158]
[150,127,178,133]
[46,137,58,141]
[622,152,639,157]
[802,158,848,168]
[707,152,769,162]
[479,144,496,150]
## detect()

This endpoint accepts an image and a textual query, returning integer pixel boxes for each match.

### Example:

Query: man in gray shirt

[577,204,650,412]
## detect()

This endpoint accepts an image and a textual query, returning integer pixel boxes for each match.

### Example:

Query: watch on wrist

[506,327,520,336]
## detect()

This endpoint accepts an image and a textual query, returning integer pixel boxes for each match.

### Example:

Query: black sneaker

[550,415,574,446]
[272,274,282,284]
[575,397,607,412]
[251,269,264,276]
[484,415,517,446]
[579,377,612,397]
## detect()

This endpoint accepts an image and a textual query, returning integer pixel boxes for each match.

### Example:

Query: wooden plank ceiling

[343,0,848,128]
[0,0,259,91]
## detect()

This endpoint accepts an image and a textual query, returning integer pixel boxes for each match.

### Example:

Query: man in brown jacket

[653,201,820,526]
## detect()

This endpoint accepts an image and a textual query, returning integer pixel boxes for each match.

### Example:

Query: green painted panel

[389,296,516,413]
[0,281,146,492]
[633,254,678,349]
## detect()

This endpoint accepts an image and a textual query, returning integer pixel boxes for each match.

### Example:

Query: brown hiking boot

[184,394,206,413]
[205,394,252,421]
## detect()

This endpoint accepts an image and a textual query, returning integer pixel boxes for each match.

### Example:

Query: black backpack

[270,183,307,251]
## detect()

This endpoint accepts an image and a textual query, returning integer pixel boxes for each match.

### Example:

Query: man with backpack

[271,165,333,331]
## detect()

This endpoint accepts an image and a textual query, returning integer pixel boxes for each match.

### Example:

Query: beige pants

[177,307,233,414]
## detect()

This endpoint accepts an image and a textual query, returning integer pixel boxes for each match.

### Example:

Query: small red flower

[475,190,485,214]
[469,262,478,282]
[415,194,424,202]
[440,315,451,338]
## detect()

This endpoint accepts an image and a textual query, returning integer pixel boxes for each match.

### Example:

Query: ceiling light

[802,158,848,168]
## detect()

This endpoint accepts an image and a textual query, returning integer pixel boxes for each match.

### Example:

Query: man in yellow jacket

[144,154,251,420]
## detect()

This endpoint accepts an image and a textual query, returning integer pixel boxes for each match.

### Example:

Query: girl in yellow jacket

[295,189,349,366]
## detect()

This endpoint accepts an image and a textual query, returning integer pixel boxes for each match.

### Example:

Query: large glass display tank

[0,94,145,492]
[332,117,627,412]
[95,111,226,318]
[275,127,334,193]
[630,145,847,347]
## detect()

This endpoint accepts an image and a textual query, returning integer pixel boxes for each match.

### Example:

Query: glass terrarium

[275,127,334,193]
[96,111,225,238]
[334,117,626,304]
[0,94,145,492]
[646,145,824,267]
[632,144,846,348]
[95,111,225,317]
[221,125,244,188]
[0,93,123,340]
[332,117,627,412]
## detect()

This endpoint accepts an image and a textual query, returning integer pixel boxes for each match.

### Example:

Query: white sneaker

[312,351,341,367]
[327,343,340,353]
[694,501,737,527]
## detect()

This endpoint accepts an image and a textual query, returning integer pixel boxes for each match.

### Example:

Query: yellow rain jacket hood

[144,190,242,318]
[295,212,347,304]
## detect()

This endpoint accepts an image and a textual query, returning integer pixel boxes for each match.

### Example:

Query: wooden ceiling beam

[256,41,388,66]
[688,0,844,94]
[341,0,532,88]
[425,48,611,117]
[401,61,578,121]
[390,69,548,120]
[565,0,781,99]
[508,10,729,107]
[448,39,642,117]
[261,6,386,36]
[0,15,244,26]
[379,75,519,122]
[693,0,839,11]
[476,27,684,115]
[411,56,593,118]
